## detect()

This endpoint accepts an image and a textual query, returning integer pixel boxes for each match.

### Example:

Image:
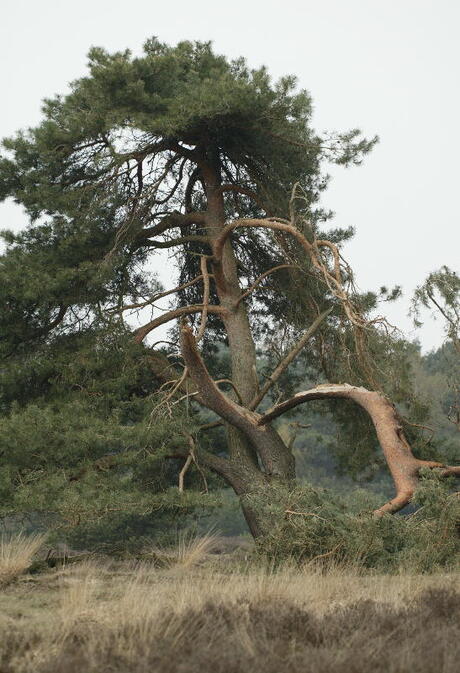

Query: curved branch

[258,383,459,515]
[219,184,268,212]
[215,379,244,404]
[152,157,186,206]
[39,304,67,335]
[213,218,366,329]
[180,323,259,429]
[214,219,316,278]
[134,304,226,343]
[213,216,385,387]
[178,454,192,492]
[146,351,204,407]
[185,167,203,213]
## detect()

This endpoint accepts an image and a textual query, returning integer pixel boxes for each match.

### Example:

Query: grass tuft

[0,532,46,586]
[174,530,221,568]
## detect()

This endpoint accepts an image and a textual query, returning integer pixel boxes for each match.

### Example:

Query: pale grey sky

[1,0,459,350]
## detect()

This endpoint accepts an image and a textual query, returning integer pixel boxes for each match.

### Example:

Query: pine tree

[1,39,457,540]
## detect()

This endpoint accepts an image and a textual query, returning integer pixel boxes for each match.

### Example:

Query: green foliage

[1,396,179,512]
[0,320,215,549]
[412,266,460,345]
[0,39,375,216]
[0,38,376,346]
[252,476,459,571]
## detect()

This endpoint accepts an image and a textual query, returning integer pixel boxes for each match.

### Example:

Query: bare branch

[178,454,192,493]
[213,218,362,326]
[108,274,212,314]
[219,183,268,212]
[140,211,206,240]
[250,308,332,409]
[134,304,226,344]
[145,235,211,249]
[212,216,387,386]
[258,383,459,515]
[236,264,298,306]
[187,435,209,494]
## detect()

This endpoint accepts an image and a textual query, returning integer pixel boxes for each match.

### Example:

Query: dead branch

[213,218,366,329]
[218,183,268,212]
[178,454,193,492]
[187,435,209,494]
[250,308,332,410]
[145,235,211,249]
[139,211,206,240]
[108,274,212,314]
[212,216,391,386]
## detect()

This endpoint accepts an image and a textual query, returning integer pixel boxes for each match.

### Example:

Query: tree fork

[180,322,295,480]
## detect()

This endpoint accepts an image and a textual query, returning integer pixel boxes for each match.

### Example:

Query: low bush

[251,474,459,571]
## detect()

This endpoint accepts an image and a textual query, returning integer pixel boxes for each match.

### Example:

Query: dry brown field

[0,533,459,673]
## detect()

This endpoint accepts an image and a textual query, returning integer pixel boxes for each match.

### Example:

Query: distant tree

[412,266,459,353]
[413,267,460,432]
[0,39,458,539]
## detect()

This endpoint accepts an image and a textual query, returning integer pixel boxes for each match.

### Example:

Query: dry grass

[0,558,459,672]
[0,532,46,586]
[140,530,222,569]
[174,529,221,567]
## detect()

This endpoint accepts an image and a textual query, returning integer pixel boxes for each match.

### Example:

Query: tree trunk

[202,162,276,474]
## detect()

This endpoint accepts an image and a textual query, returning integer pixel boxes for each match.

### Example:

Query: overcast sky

[1,0,459,351]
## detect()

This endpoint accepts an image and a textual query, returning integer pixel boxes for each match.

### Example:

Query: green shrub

[251,475,459,571]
